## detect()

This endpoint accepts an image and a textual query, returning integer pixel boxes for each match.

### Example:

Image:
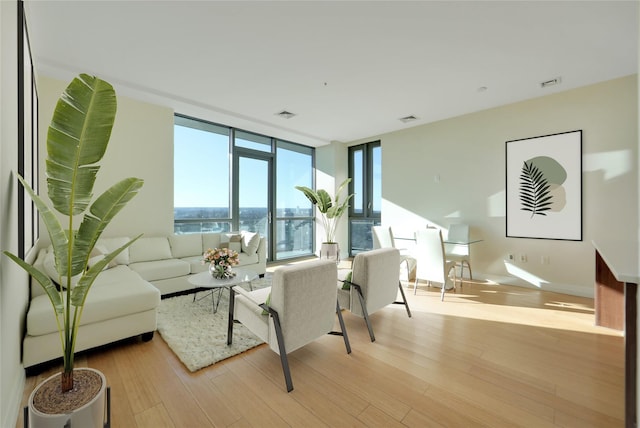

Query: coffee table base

[193,287,225,313]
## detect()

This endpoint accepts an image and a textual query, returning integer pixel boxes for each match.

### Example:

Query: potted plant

[3,74,144,427]
[295,178,353,261]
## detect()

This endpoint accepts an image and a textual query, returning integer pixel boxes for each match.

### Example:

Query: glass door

[234,151,272,259]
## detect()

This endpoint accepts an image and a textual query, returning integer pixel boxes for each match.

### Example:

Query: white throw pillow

[43,251,81,289]
[96,237,131,265]
[241,231,260,255]
[220,233,242,253]
[87,244,117,270]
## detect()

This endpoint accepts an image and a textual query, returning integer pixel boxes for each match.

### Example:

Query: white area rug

[156,276,270,372]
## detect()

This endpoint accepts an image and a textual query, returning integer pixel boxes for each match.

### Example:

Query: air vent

[399,115,419,123]
[275,110,296,119]
[540,77,562,88]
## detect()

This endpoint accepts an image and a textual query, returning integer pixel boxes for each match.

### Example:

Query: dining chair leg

[403,259,412,282]
[465,261,473,280]
[441,269,457,302]
[453,268,457,293]
[455,262,471,290]
[413,278,418,295]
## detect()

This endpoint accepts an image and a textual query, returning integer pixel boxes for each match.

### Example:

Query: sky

[174,124,313,209]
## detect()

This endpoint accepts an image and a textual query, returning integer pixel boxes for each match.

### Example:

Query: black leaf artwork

[519,161,553,218]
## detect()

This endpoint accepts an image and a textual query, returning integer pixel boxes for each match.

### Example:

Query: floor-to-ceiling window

[275,141,314,259]
[174,116,232,234]
[233,130,273,257]
[348,141,381,255]
[174,114,314,261]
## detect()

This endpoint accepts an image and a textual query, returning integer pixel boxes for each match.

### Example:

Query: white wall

[37,76,175,240]
[344,75,638,297]
[315,141,349,253]
[1,2,28,426]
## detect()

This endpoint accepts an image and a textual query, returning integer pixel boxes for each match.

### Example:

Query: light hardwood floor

[17,278,624,427]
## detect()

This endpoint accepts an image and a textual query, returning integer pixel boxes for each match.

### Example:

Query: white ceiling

[24,1,638,147]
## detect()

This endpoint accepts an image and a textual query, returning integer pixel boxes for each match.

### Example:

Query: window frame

[348,141,381,256]
[173,114,315,262]
[173,114,233,234]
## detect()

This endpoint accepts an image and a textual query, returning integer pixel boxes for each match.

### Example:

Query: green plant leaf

[295,178,353,242]
[15,174,71,275]
[333,178,351,205]
[47,74,117,217]
[71,235,142,307]
[315,189,333,213]
[2,251,63,314]
[519,161,553,218]
[73,177,144,270]
[2,74,144,386]
[294,186,319,206]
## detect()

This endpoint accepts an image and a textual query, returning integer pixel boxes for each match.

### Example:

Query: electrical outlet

[519,254,527,262]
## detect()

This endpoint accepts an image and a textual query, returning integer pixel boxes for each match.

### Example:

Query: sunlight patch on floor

[545,300,594,313]
[403,282,622,337]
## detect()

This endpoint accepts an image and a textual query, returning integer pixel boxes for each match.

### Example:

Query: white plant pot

[320,242,340,263]
[27,368,107,428]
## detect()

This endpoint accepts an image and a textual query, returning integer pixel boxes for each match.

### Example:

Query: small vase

[210,264,234,279]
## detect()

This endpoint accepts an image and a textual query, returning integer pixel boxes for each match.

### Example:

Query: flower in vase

[203,247,239,278]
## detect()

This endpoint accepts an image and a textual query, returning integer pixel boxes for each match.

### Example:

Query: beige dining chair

[444,223,472,283]
[414,228,457,301]
[372,226,417,281]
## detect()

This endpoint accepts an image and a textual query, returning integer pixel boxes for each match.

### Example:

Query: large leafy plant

[295,178,353,243]
[3,74,144,393]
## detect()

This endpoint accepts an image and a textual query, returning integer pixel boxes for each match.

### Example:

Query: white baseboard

[473,271,594,299]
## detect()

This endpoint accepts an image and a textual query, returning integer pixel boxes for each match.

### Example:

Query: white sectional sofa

[24,231,267,369]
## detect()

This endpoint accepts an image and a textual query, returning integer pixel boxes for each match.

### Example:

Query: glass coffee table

[188,268,259,314]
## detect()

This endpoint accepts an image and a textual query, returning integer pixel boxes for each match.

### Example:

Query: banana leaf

[47,74,116,217]
[3,74,144,391]
[295,178,352,243]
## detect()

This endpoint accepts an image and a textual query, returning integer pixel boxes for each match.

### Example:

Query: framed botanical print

[505,130,582,241]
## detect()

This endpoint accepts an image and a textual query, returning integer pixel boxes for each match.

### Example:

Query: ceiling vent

[399,115,419,123]
[540,77,562,88]
[275,110,296,119]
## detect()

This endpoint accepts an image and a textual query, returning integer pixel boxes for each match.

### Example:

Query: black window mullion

[348,141,381,256]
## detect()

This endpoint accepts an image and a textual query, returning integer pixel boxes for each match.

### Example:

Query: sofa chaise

[24,231,267,369]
